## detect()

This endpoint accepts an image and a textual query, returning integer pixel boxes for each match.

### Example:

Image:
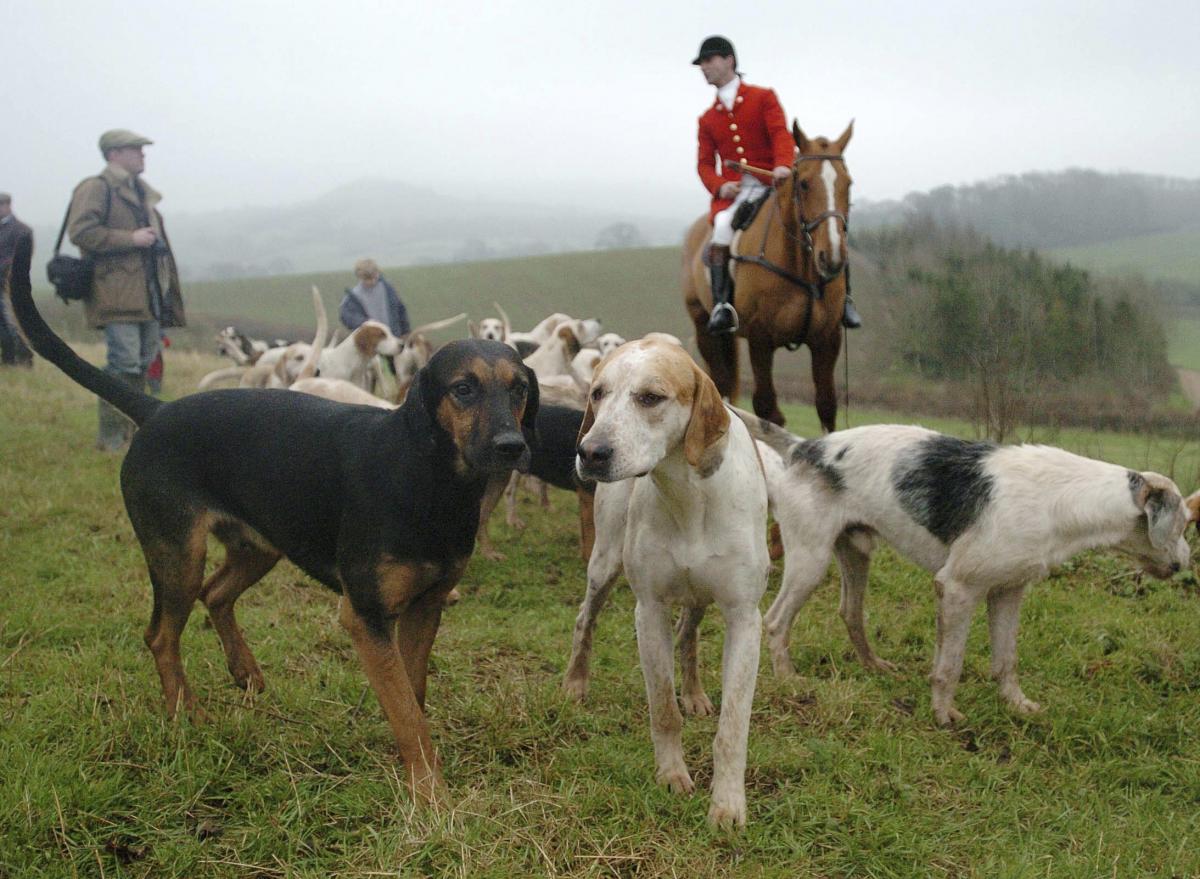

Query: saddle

[731,190,771,232]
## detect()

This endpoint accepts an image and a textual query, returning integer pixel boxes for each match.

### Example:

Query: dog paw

[680,691,715,716]
[442,587,462,607]
[707,795,747,830]
[934,705,966,727]
[562,675,589,702]
[231,667,265,694]
[657,766,695,795]
[1008,695,1042,715]
[408,766,450,808]
[507,515,528,530]
[868,656,899,674]
[770,654,797,679]
[479,547,506,562]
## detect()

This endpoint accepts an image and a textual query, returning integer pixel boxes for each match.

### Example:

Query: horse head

[790,120,853,282]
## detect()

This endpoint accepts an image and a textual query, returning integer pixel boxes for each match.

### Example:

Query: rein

[729,153,851,351]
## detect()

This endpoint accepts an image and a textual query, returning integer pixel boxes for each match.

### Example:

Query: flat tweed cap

[99,129,154,152]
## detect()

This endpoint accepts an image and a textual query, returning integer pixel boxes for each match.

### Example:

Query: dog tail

[730,406,803,457]
[198,365,247,390]
[6,233,161,426]
[295,286,328,381]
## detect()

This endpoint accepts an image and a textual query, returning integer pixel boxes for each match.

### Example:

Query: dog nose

[1171,561,1182,574]
[491,432,527,461]
[578,441,612,468]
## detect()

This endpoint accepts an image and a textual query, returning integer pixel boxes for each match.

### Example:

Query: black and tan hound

[7,235,538,805]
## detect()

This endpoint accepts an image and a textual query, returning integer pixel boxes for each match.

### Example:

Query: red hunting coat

[697,81,795,221]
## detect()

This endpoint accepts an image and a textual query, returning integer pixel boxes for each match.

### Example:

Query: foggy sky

[4,0,1198,227]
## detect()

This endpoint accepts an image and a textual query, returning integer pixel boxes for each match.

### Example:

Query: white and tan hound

[567,337,769,829]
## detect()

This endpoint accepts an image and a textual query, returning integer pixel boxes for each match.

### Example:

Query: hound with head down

[568,338,769,829]
[744,417,1193,727]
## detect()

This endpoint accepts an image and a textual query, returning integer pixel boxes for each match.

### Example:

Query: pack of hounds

[7,237,1200,829]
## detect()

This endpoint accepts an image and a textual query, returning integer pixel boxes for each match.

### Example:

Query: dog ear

[468,320,480,339]
[1134,476,1182,550]
[353,324,386,357]
[521,363,540,437]
[398,367,439,441]
[1185,490,1200,529]
[557,325,581,358]
[684,363,730,472]
[577,390,596,450]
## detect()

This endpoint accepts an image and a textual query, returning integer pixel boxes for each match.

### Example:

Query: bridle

[786,153,850,282]
[729,151,851,350]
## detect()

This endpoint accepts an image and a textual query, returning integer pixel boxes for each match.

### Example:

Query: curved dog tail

[294,286,329,382]
[6,234,161,427]
[729,406,803,457]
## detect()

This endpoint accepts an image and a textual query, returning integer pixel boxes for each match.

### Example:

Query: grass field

[3,345,1200,877]
[1165,315,1200,372]
[1049,227,1200,287]
[183,248,695,343]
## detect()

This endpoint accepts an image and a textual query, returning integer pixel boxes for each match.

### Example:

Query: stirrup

[707,302,739,335]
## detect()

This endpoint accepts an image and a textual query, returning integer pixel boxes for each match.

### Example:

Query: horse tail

[730,405,802,456]
[6,233,161,427]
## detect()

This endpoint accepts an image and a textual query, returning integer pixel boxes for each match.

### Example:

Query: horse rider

[694,35,862,334]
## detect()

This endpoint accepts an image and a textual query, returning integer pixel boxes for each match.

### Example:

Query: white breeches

[712,174,770,246]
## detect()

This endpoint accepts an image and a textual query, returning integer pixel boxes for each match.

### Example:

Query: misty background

[4,0,1198,278]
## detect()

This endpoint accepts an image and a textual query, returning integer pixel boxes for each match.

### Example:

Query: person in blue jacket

[339,258,410,337]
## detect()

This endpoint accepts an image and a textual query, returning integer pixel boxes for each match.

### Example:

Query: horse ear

[684,364,731,473]
[833,119,854,153]
[792,120,809,152]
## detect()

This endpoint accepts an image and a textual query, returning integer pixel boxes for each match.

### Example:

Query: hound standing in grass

[744,417,1192,727]
[570,337,769,829]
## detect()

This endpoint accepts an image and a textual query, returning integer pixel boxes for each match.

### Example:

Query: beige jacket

[66,165,185,328]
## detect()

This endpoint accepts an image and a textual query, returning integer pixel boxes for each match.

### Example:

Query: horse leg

[688,298,739,401]
[811,332,842,434]
[747,332,785,426]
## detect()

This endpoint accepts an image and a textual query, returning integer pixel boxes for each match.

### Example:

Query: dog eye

[591,387,604,403]
[510,383,527,399]
[637,392,664,407]
[798,180,810,192]
[453,381,474,398]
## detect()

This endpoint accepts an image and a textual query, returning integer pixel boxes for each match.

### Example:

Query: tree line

[854,169,1200,250]
[850,218,1177,438]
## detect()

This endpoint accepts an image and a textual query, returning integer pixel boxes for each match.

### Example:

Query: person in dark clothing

[338,257,410,337]
[0,193,34,366]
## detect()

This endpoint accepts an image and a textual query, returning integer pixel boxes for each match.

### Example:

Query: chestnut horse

[683,121,853,431]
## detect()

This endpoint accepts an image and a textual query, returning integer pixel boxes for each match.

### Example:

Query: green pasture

[2,346,1200,877]
[183,247,694,343]
[1049,227,1200,287]
[1165,315,1200,372]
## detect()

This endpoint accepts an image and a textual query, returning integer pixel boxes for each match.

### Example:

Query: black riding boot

[842,296,862,329]
[706,245,738,335]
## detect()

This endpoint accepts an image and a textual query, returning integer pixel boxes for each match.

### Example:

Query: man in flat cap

[0,192,34,366]
[693,36,861,333]
[66,129,185,451]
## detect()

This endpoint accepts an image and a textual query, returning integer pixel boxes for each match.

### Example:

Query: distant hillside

[34,178,688,282]
[855,169,1200,250]
[1048,227,1200,286]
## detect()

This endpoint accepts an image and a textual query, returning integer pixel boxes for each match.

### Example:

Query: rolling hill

[1048,227,1200,286]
